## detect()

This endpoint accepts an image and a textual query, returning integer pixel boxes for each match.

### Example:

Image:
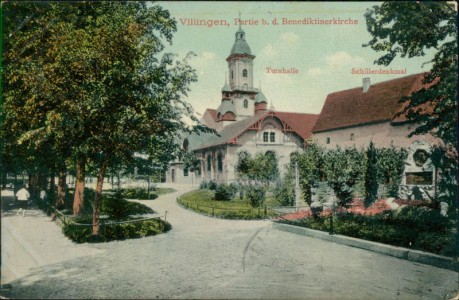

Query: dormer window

[243,69,247,77]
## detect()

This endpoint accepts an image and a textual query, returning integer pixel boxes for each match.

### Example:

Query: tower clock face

[413,149,428,167]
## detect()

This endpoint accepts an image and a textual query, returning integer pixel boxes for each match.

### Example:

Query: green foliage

[292,144,324,206]
[208,180,217,191]
[236,150,279,184]
[213,183,236,201]
[279,206,456,256]
[102,191,154,220]
[364,141,379,207]
[364,2,457,213]
[273,179,295,207]
[430,145,458,209]
[235,151,251,181]
[376,146,407,197]
[63,216,171,243]
[199,180,208,190]
[177,189,271,220]
[182,152,201,173]
[323,147,365,207]
[3,2,213,235]
[247,185,266,207]
[120,187,158,200]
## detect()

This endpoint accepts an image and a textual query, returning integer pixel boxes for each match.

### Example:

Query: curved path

[1,185,457,299]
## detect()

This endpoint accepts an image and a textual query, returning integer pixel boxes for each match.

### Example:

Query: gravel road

[1,185,458,299]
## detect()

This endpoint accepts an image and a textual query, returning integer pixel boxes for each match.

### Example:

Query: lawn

[177,189,276,220]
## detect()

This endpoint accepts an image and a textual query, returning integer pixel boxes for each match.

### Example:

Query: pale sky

[156,1,436,116]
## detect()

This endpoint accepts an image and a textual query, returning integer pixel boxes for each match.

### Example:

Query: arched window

[243,69,247,77]
[217,153,223,172]
[244,99,248,108]
[207,155,212,172]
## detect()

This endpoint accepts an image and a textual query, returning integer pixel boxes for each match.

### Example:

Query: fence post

[212,205,215,216]
[329,214,334,235]
[165,210,168,222]
[264,205,267,219]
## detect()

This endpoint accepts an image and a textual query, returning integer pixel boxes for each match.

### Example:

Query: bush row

[278,206,456,257]
[63,216,171,243]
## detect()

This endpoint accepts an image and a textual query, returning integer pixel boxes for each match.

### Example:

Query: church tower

[226,25,258,119]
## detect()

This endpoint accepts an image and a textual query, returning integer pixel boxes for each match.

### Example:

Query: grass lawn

[178,189,277,220]
[156,187,176,195]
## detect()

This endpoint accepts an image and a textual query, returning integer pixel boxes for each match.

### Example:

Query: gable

[193,110,319,150]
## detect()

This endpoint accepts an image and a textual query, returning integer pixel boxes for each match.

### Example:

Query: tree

[292,144,323,210]
[364,2,457,210]
[235,150,252,183]
[324,147,365,208]
[3,2,211,236]
[364,141,378,207]
[376,146,407,198]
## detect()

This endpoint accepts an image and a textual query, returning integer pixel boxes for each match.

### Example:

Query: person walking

[16,184,30,217]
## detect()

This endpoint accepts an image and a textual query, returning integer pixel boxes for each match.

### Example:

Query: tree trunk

[73,155,86,216]
[28,172,39,202]
[56,165,66,209]
[92,159,108,236]
[49,172,55,197]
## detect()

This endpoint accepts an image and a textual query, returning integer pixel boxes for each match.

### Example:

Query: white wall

[312,122,437,150]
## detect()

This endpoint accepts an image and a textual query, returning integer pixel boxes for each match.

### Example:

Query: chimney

[362,77,371,93]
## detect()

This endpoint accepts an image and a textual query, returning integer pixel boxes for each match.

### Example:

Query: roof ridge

[328,72,424,96]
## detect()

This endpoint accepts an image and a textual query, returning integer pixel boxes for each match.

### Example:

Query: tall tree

[292,144,323,211]
[3,2,211,235]
[364,141,378,207]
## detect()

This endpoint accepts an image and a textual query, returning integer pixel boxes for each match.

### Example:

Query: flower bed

[277,198,392,221]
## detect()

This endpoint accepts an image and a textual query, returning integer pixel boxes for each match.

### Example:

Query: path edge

[272,222,459,272]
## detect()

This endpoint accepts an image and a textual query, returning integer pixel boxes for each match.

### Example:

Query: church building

[167,27,319,185]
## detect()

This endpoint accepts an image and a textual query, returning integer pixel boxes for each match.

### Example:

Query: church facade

[166,27,318,185]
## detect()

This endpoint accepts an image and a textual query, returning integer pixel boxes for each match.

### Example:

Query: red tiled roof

[275,111,319,140]
[312,73,427,133]
[193,110,319,150]
[200,109,218,129]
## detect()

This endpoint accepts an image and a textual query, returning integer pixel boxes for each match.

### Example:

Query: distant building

[312,74,439,199]
[167,26,318,185]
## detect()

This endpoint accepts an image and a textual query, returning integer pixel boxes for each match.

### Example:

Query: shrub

[102,191,154,220]
[247,185,265,207]
[279,205,456,256]
[214,183,234,201]
[120,187,158,200]
[208,180,217,190]
[63,217,171,243]
[273,182,294,206]
[199,181,208,189]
